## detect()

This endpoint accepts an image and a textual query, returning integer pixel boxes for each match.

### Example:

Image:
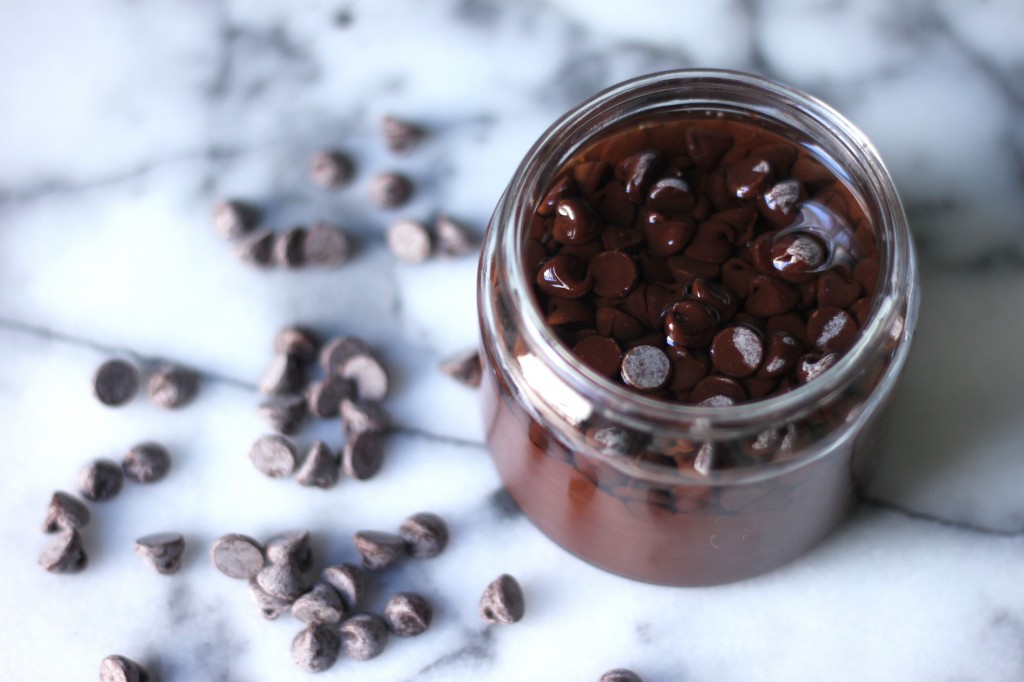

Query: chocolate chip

[295,441,340,489]
[758,331,803,378]
[211,534,265,579]
[664,300,716,349]
[303,223,352,267]
[387,219,432,263]
[212,200,260,240]
[146,365,198,409]
[343,430,387,480]
[381,115,426,155]
[479,573,525,624]
[816,268,862,309]
[321,563,364,610]
[435,215,474,256]
[745,275,799,317]
[807,306,859,353]
[320,335,371,375]
[727,157,774,199]
[547,298,595,328]
[92,359,139,407]
[266,530,313,571]
[249,577,292,620]
[642,212,694,257]
[619,150,664,202]
[353,530,407,570]
[589,250,638,299]
[772,231,827,274]
[257,394,308,435]
[39,528,87,573]
[306,375,354,418]
[595,307,646,343]
[232,228,275,267]
[684,219,735,263]
[122,442,171,484]
[398,512,449,559]
[710,325,764,378]
[340,613,389,661]
[259,354,305,396]
[685,127,732,169]
[369,172,413,208]
[620,345,671,391]
[134,532,185,575]
[274,227,307,268]
[572,335,623,379]
[537,254,593,299]
[760,179,804,222]
[796,352,840,383]
[384,592,432,637]
[43,491,91,533]
[292,582,345,624]
[99,655,150,682]
[439,349,483,388]
[600,669,643,682]
[572,159,611,195]
[275,326,320,364]
[340,398,390,437]
[78,459,124,502]
[666,346,709,392]
[647,176,695,214]
[255,559,308,602]
[552,198,601,245]
[249,435,298,478]
[339,353,389,401]
[691,375,746,404]
[291,622,341,672]
[538,174,576,216]
[310,150,354,189]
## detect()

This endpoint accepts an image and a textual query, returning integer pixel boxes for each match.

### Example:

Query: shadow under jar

[477,70,919,586]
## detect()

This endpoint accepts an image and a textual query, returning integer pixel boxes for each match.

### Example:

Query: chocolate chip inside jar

[527,115,877,406]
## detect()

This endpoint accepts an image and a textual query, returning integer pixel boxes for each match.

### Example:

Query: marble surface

[2,1,1023,680]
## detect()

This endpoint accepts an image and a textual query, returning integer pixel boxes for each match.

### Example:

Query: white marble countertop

[2,1,1023,680]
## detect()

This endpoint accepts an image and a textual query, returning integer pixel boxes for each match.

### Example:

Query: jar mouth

[489,69,918,436]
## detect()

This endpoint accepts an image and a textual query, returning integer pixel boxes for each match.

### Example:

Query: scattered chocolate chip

[306,375,354,418]
[439,349,482,388]
[398,512,448,559]
[600,669,643,682]
[134,532,185,575]
[292,582,345,624]
[255,559,308,602]
[249,577,292,620]
[212,200,260,240]
[343,430,387,480]
[340,398,390,437]
[274,326,320,365]
[303,222,352,267]
[340,613,389,661]
[435,215,474,256]
[353,530,407,570]
[249,435,298,478]
[274,227,307,268]
[78,459,124,502]
[146,365,199,409]
[92,359,140,407]
[266,530,313,571]
[620,345,670,391]
[369,172,413,208]
[232,228,275,267]
[479,573,525,624]
[381,116,426,155]
[211,534,265,579]
[319,336,370,376]
[259,354,305,396]
[99,654,151,682]
[39,526,88,574]
[339,353,389,401]
[310,150,354,189]
[384,592,432,637]
[42,491,91,534]
[122,442,172,484]
[257,394,308,435]
[387,219,432,263]
[295,441,340,489]
[292,622,341,672]
[321,563,364,610]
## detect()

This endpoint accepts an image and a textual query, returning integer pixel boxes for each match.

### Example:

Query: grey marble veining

[1,1,1023,680]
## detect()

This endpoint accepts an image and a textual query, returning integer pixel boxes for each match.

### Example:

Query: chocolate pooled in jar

[528,116,876,406]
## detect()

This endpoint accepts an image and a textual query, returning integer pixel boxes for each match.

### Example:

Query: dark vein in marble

[738,0,772,78]
[859,493,1024,538]
[409,627,495,680]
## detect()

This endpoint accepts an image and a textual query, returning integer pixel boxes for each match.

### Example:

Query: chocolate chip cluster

[526,116,879,406]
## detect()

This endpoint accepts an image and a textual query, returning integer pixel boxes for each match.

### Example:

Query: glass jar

[477,69,918,586]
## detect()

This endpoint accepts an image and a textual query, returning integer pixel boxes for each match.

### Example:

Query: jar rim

[483,68,917,436]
